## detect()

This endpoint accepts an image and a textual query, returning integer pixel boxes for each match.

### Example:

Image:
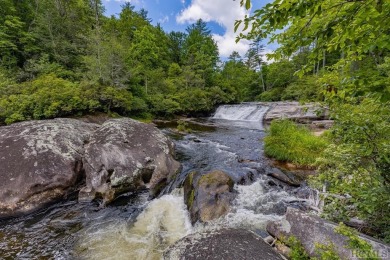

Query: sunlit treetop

[236,0,390,67]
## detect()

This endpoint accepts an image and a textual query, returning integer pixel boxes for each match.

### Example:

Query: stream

[0,104,310,259]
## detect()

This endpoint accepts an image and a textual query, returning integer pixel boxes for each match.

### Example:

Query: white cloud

[176,0,251,58]
[159,15,169,24]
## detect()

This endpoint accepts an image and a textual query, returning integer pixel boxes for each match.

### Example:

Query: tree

[182,19,219,88]
[245,37,266,92]
[237,0,390,64]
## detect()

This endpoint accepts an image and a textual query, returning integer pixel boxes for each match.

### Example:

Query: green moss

[198,173,219,185]
[187,189,195,209]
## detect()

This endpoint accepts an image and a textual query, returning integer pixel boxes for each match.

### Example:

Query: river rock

[264,102,326,123]
[163,228,283,260]
[79,118,181,203]
[267,207,390,259]
[0,119,98,218]
[184,170,235,224]
[0,117,180,217]
[266,167,302,187]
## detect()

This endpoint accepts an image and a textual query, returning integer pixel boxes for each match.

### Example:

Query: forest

[0,0,389,246]
[1,0,272,124]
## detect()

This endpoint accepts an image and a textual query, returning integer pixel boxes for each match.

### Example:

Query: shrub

[257,87,284,101]
[0,74,136,124]
[313,99,390,242]
[264,119,329,166]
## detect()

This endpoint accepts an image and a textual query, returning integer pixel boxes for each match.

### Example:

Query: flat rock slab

[263,101,326,123]
[164,229,283,260]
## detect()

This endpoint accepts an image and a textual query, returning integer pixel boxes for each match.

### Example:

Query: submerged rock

[0,118,180,218]
[266,167,303,187]
[163,228,283,260]
[80,118,181,203]
[184,170,235,224]
[0,119,98,218]
[267,208,390,259]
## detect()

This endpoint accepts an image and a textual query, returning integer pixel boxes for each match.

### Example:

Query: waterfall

[212,103,269,129]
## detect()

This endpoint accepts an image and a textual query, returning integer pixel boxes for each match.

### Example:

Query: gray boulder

[163,228,283,260]
[0,119,98,218]
[79,118,181,203]
[0,117,180,217]
[264,101,326,123]
[184,170,235,224]
[267,207,390,259]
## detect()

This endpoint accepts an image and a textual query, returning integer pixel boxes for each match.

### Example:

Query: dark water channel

[0,115,307,259]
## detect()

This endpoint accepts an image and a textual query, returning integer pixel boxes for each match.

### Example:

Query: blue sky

[102,0,275,58]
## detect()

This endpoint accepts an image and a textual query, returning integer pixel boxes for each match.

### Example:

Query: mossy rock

[183,170,235,224]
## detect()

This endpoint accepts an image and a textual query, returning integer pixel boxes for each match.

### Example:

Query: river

[0,104,309,259]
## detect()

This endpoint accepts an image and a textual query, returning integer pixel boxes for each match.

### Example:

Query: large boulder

[79,118,181,203]
[0,119,98,218]
[163,228,283,260]
[267,208,390,259]
[264,102,326,123]
[184,170,235,224]
[0,117,181,218]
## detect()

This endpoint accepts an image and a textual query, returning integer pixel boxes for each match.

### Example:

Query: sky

[102,0,277,59]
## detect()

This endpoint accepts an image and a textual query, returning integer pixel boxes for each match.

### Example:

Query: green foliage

[314,243,340,260]
[281,76,322,102]
[0,75,136,124]
[335,223,379,260]
[257,87,284,101]
[284,236,310,260]
[314,99,390,242]
[176,120,191,133]
[237,1,390,68]
[264,120,329,166]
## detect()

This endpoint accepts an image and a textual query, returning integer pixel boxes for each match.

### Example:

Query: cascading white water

[212,104,269,129]
[76,191,192,260]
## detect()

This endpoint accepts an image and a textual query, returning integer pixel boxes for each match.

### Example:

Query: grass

[264,119,329,167]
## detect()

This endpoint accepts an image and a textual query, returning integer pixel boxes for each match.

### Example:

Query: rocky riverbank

[0,118,180,218]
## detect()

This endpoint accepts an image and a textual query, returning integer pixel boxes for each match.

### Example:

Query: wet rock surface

[163,228,283,260]
[266,167,303,187]
[0,119,97,218]
[184,170,235,224]
[0,118,180,217]
[80,119,181,203]
[267,208,390,259]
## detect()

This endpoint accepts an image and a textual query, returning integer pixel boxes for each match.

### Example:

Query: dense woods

[0,0,266,123]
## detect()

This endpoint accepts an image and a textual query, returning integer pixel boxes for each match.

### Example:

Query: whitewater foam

[76,191,192,260]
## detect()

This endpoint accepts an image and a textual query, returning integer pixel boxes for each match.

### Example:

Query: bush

[313,99,390,242]
[257,87,284,101]
[264,119,329,166]
[0,74,135,124]
[281,76,322,101]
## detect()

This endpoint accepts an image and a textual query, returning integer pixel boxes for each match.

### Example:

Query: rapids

[0,104,307,259]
